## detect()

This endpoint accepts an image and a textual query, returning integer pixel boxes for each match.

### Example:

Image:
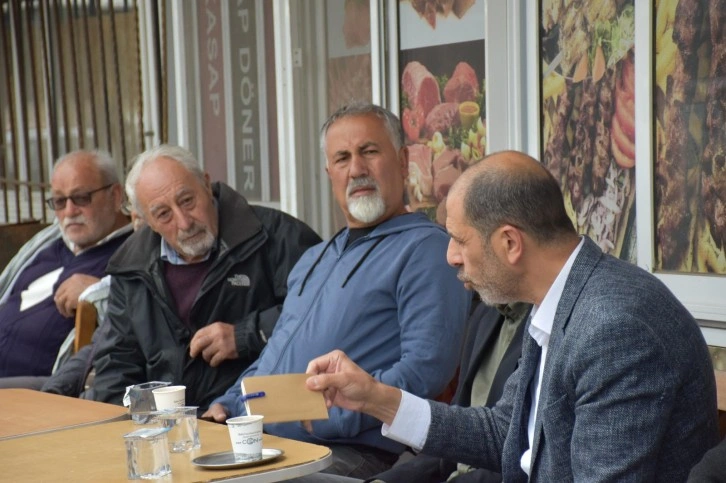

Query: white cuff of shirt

[380,390,431,451]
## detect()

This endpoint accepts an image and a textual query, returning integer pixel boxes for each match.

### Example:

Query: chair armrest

[74,300,98,353]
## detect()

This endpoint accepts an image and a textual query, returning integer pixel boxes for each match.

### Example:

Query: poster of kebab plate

[398,0,486,225]
[540,0,637,262]
[653,0,726,274]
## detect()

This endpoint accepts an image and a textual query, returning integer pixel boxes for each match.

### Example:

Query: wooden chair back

[0,221,49,271]
[715,370,726,439]
[74,300,98,353]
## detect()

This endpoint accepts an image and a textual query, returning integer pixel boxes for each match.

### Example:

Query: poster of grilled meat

[540,0,636,261]
[399,0,485,224]
[654,0,726,273]
[403,0,476,29]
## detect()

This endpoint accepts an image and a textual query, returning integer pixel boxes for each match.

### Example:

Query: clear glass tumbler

[123,427,172,479]
[155,406,201,453]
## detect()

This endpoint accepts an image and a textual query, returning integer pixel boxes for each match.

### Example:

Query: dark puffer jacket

[87,182,320,410]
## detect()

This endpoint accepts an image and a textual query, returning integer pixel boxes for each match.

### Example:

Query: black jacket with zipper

[87,182,320,410]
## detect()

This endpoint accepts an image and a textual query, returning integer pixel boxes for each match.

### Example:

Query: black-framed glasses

[46,184,114,210]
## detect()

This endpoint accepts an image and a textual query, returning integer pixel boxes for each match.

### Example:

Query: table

[0,388,129,440]
[0,418,332,482]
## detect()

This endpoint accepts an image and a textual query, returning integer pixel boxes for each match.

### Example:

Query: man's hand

[54,274,100,317]
[305,350,402,426]
[201,403,229,423]
[189,322,239,367]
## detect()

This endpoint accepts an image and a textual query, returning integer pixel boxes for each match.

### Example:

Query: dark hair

[319,102,404,155]
[463,153,576,244]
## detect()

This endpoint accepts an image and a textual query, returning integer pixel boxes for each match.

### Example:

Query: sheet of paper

[20,267,62,311]
[241,374,329,423]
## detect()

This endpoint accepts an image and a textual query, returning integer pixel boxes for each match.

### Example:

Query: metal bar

[160,0,166,142]
[6,0,20,221]
[0,1,11,222]
[150,0,164,142]
[25,0,49,220]
[132,0,143,162]
[66,0,83,148]
[168,0,186,148]
[13,0,33,220]
[107,0,126,163]
[52,0,71,151]
[94,0,113,152]
[80,0,98,146]
[39,0,59,164]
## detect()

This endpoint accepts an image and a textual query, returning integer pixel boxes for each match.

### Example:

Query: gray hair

[463,152,577,245]
[125,144,206,214]
[319,102,404,158]
[54,149,120,185]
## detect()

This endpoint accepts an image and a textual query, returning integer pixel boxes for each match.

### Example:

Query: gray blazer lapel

[529,237,603,473]
[502,327,541,480]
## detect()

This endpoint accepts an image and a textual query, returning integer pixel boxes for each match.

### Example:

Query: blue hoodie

[212,212,470,453]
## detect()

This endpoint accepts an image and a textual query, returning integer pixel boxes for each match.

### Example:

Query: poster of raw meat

[399,0,486,224]
[326,0,372,115]
[653,0,726,274]
[540,0,636,261]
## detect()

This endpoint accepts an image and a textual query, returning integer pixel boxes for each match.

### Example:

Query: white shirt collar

[528,237,584,348]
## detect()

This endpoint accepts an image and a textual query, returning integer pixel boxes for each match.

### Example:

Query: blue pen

[239,391,266,403]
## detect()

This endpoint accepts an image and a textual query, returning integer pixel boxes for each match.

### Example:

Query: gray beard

[177,228,215,259]
[348,194,386,224]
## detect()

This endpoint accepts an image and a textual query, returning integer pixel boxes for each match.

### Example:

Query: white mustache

[62,215,86,228]
[178,226,203,241]
[346,177,379,197]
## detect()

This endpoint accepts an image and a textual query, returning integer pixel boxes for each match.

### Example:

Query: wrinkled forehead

[51,159,104,193]
[326,115,389,146]
[137,160,207,203]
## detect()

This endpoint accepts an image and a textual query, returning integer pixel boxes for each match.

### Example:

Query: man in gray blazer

[305,150,719,482]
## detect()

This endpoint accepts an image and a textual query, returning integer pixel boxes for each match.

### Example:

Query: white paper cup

[226,415,264,462]
[152,385,186,410]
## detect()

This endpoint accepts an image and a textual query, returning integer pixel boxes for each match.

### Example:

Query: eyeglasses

[46,184,114,210]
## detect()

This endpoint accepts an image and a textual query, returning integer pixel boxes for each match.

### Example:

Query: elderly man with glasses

[0,150,132,387]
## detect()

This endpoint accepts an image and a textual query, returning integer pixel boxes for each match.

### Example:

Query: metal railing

[0,0,165,224]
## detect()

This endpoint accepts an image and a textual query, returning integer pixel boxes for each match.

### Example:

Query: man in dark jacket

[370,302,530,483]
[85,145,320,410]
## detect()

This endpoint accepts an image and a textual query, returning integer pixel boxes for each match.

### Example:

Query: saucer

[192,448,284,469]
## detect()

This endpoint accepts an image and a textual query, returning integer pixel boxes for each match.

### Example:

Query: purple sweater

[0,234,129,376]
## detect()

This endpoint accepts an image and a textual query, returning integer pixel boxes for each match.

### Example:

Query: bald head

[451,150,577,244]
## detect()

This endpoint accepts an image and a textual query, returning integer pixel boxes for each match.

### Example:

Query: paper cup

[226,415,264,462]
[152,385,186,410]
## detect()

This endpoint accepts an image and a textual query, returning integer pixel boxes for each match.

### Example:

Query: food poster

[326,0,372,115]
[540,0,636,261]
[653,0,726,274]
[399,0,486,224]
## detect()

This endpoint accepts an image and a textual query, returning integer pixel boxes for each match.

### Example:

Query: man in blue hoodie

[204,103,470,478]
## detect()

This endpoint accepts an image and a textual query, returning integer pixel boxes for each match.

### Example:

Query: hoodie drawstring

[297,228,388,294]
